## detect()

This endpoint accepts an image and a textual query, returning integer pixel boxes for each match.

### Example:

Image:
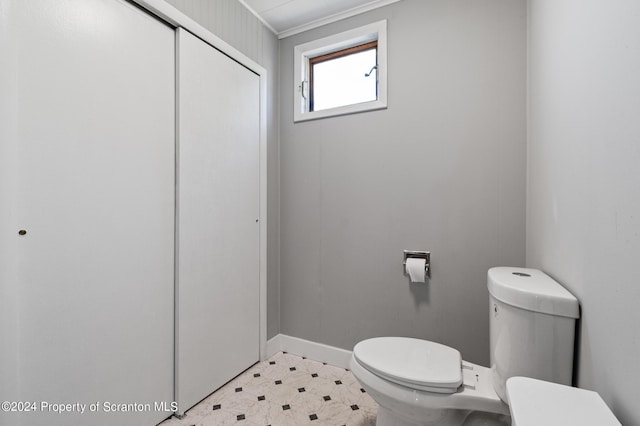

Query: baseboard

[265,334,353,370]
[265,334,283,359]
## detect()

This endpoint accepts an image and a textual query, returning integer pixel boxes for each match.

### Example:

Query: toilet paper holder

[403,250,431,279]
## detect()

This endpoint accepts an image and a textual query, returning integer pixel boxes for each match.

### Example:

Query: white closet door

[0,1,175,425]
[176,28,260,413]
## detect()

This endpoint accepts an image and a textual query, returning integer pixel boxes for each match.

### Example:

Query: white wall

[527,1,640,423]
[279,0,526,365]
[165,0,281,338]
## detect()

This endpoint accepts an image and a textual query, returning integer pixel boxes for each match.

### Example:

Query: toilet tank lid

[487,267,579,318]
[506,377,621,426]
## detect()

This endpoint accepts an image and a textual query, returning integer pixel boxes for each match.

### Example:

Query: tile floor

[159,352,377,426]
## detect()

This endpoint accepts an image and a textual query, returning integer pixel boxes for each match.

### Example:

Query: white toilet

[350,267,580,426]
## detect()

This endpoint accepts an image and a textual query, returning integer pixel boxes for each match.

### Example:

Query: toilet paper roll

[406,257,426,283]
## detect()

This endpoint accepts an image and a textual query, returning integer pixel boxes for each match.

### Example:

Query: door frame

[131,0,268,361]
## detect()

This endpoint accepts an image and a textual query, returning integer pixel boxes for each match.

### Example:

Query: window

[294,20,387,122]
[309,40,378,112]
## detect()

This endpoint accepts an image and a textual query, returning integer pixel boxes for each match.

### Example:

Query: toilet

[350,267,580,426]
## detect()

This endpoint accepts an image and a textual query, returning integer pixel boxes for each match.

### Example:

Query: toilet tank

[488,267,579,404]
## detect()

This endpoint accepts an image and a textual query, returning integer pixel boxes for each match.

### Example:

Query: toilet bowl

[350,267,580,426]
[350,337,509,426]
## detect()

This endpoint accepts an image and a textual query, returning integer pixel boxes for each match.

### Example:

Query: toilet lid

[353,337,462,393]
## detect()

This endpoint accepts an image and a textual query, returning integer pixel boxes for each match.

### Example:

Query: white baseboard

[265,334,353,370]
[265,334,283,359]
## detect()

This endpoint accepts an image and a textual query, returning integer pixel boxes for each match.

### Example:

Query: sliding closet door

[0,1,175,425]
[176,28,260,413]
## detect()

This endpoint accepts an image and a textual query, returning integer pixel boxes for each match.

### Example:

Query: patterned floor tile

[158,352,378,426]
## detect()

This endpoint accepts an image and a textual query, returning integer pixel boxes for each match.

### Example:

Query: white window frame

[293,20,387,122]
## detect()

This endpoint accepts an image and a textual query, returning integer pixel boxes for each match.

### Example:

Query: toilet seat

[353,337,462,393]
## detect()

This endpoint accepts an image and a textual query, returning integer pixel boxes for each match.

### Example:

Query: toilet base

[461,411,511,426]
[376,405,470,426]
[376,406,510,426]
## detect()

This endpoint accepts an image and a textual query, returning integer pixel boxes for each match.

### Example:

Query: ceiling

[240,0,400,38]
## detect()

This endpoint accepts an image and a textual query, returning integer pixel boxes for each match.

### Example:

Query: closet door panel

[0,1,175,425]
[177,28,260,413]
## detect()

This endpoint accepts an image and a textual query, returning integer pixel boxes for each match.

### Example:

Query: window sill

[294,99,387,122]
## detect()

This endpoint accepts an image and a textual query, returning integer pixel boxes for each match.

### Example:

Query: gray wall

[165,0,281,338]
[527,1,640,423]
[279,0,526,365]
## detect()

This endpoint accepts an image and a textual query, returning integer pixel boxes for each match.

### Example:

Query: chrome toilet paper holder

[403,250,431,279]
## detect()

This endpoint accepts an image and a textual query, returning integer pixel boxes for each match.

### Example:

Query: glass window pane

[312,49,377,111]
